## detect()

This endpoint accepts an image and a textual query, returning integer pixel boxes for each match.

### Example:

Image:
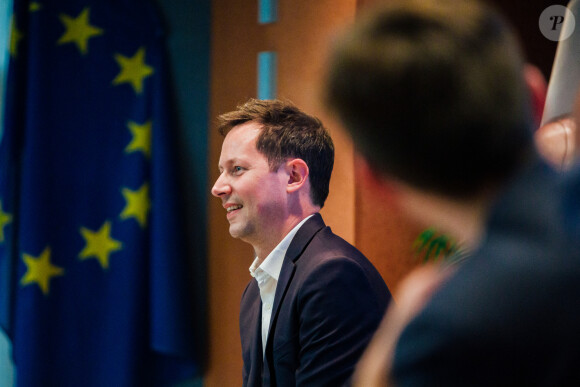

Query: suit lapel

[264,214,326,355]
[249,303,264,387]
[242,283,264,387]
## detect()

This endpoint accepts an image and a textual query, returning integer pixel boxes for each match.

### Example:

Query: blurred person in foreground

[324,0,580,385]
[211,98,391,386]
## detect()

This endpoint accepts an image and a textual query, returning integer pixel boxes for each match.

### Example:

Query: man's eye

[233,166,244,174]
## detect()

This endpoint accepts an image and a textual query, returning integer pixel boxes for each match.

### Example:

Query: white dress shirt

[249,215,313,356]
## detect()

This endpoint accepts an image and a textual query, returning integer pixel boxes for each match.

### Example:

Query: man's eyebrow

[229,157,249,165]
[217,158,239,171]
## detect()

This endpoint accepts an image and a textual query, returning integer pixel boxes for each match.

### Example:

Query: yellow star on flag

[29,2,42,11]
[57,7,103,55]
[9,17,24,58]
[21,247,65,296]
[120,183,150,228]
[79,221,123,269]
[126,120,152,158]
[0,201,12,243]
[112,47,154,94]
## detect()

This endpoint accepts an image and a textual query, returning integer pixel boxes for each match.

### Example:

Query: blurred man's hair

[325,0,535,199]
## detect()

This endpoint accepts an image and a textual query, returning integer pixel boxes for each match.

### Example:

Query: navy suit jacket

[392,159,580,386]
[240,214,391,387]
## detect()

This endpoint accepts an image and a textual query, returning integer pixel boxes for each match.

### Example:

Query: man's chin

[228,224,253,242]
[228,225,244,239]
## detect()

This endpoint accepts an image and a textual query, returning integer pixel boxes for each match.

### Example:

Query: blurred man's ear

[524,64,547,130]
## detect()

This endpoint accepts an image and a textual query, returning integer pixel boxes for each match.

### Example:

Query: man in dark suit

[211,98,391,386]
[324,0,580,385]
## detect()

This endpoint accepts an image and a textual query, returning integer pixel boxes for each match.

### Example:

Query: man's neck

[252,212,318,261]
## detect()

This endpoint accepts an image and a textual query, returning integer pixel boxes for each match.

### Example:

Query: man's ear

[354,153,400,205]
[523,63,547,130]
[286,158,309,193]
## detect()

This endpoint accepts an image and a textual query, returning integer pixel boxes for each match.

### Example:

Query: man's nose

[211,173,231,198]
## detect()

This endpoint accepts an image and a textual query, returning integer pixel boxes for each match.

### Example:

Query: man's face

[211,121,289,246]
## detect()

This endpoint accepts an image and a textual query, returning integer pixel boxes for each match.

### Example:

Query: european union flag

[0,0,199,385]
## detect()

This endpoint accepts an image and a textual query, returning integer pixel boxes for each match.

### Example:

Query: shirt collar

[249,214,314,281]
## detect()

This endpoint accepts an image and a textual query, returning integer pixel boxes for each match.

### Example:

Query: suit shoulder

[306,226,381,271]
[296,227,391,304]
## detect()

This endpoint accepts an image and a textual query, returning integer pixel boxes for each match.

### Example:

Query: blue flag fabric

[0,0,198,385]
